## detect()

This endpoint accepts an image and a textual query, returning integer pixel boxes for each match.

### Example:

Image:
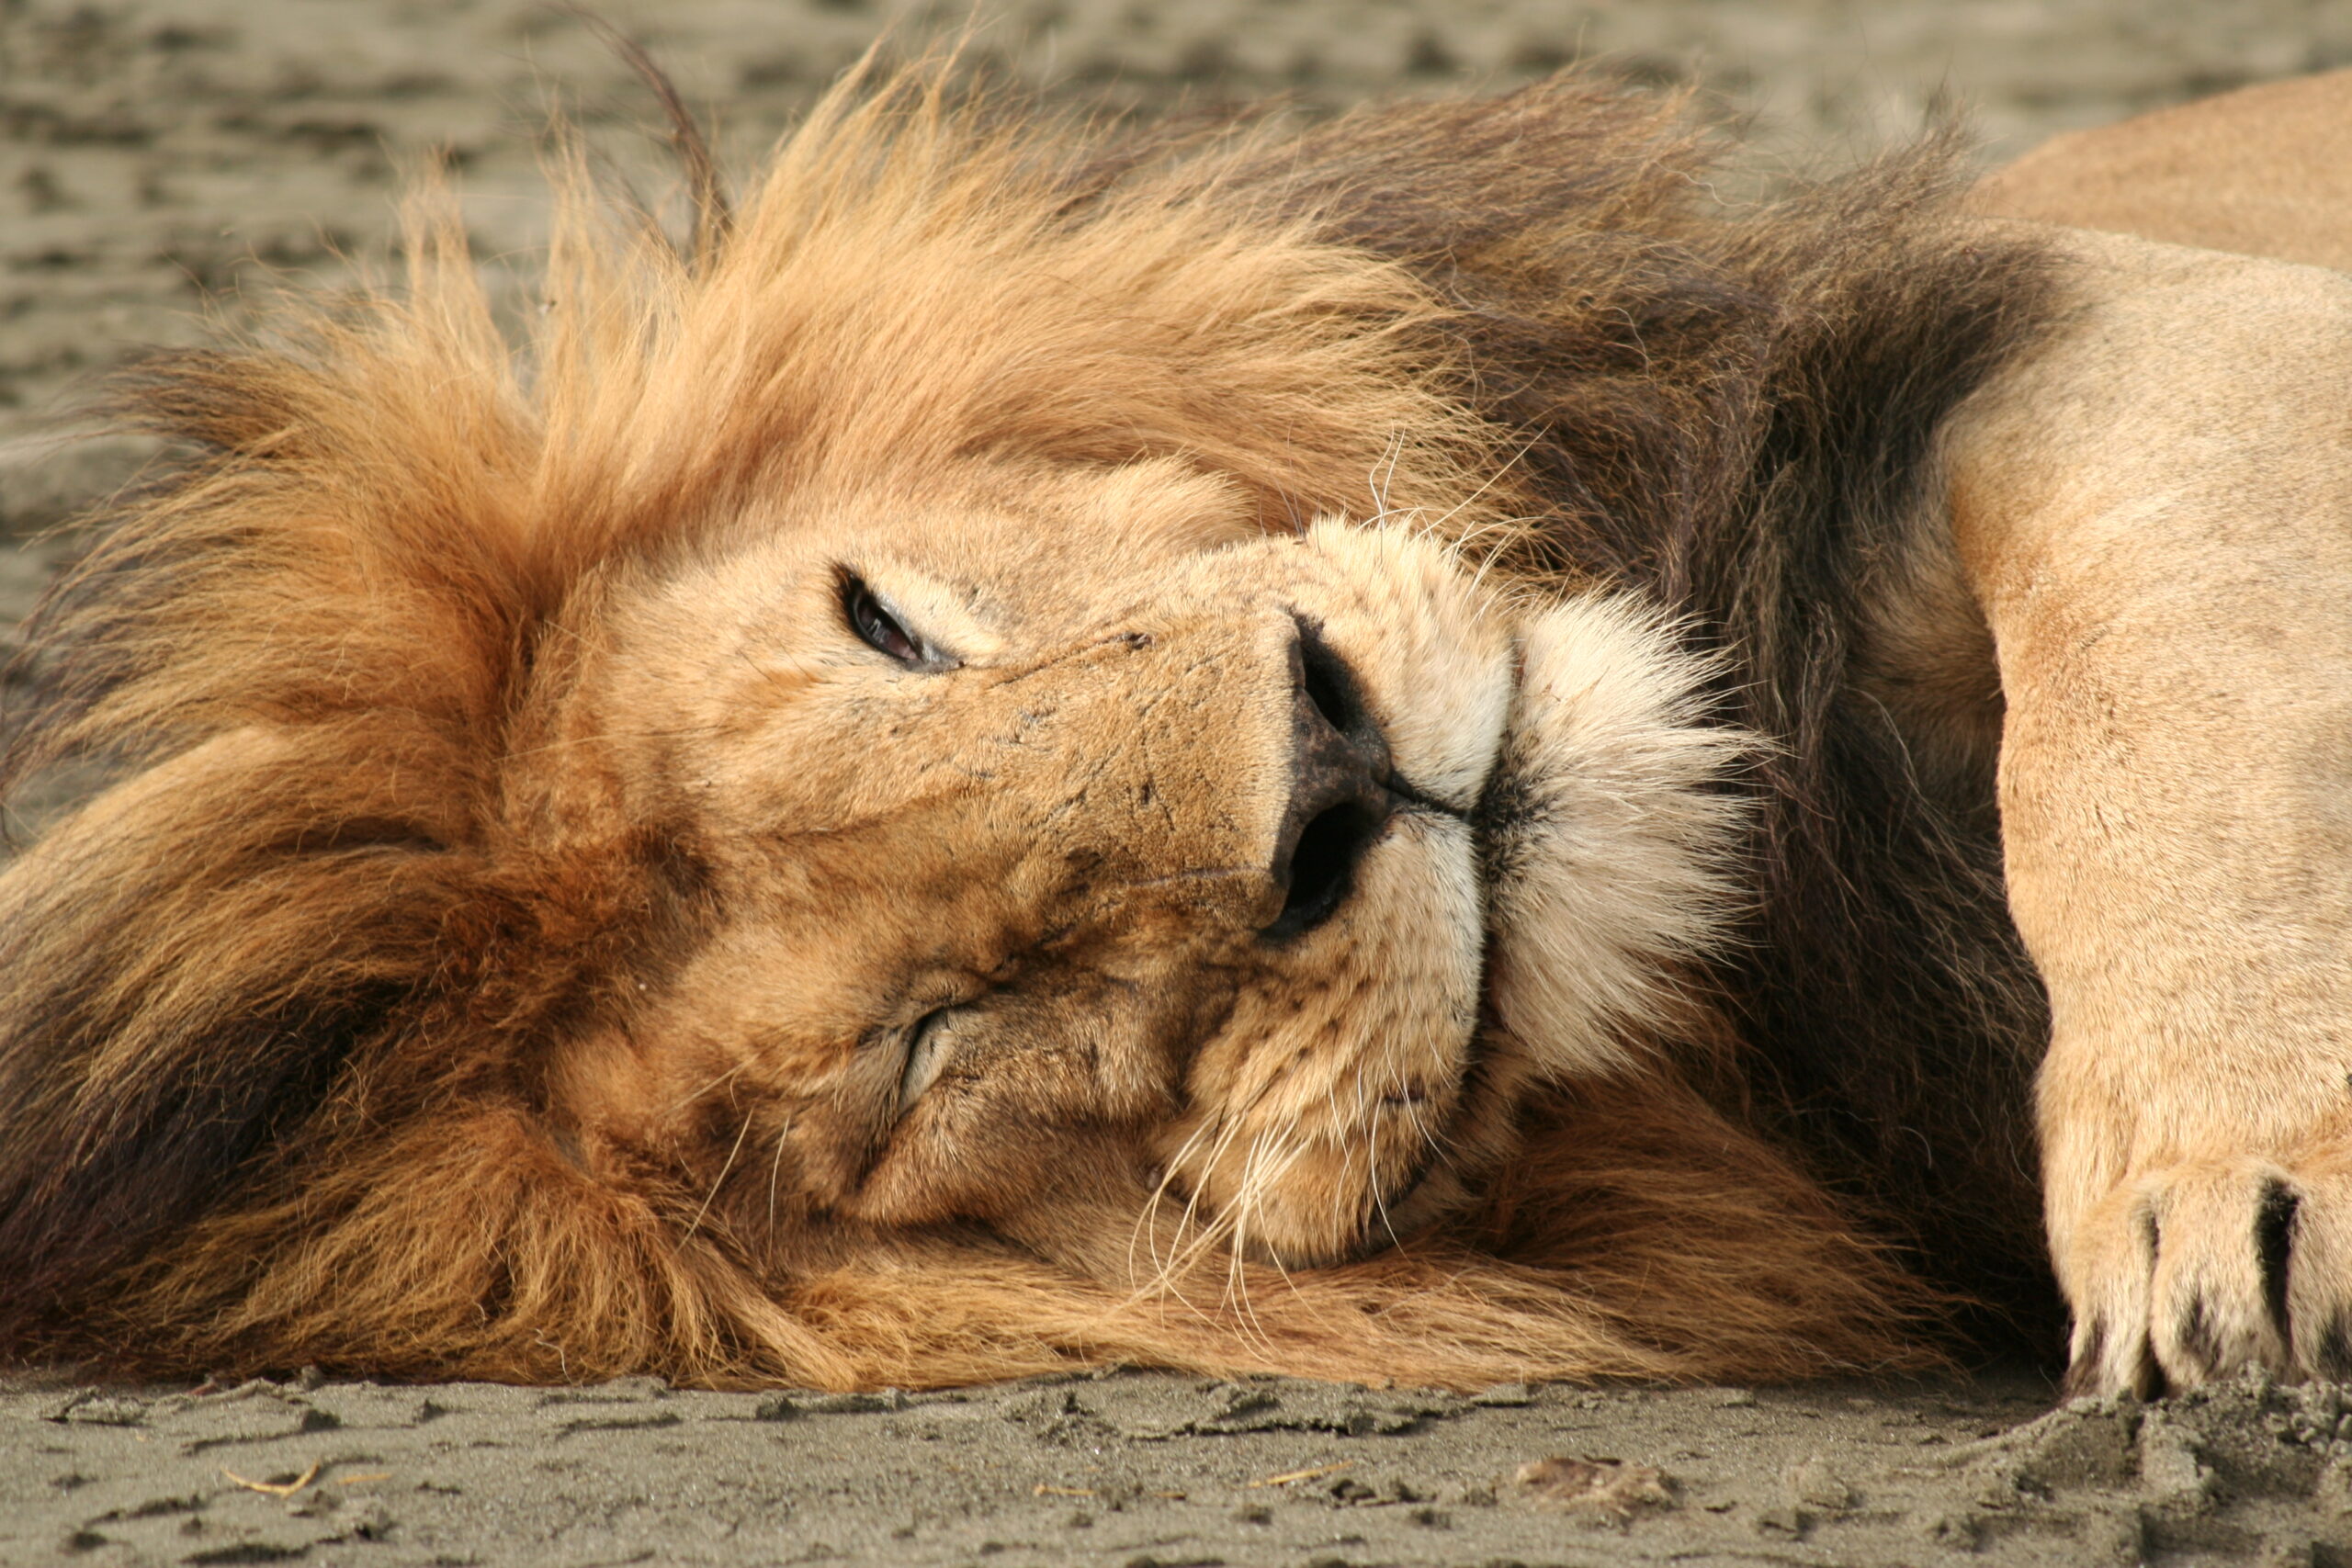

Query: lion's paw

[2064,1151,2352,1395]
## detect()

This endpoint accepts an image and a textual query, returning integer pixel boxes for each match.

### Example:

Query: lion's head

[549,461,1741,1275]
[0,68,2004,1387]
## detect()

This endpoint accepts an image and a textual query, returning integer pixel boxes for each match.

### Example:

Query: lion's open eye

[840,571,929,667]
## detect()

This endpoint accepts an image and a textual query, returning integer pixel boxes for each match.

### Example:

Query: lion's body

[0,68,2346,1394]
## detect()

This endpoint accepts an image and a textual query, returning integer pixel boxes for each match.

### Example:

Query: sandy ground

[6,3,2352,1564]
[14,1362,2352,1567]
[11,1363,2352,1568]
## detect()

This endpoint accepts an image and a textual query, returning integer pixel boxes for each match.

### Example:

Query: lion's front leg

[1950,228,2352,1393]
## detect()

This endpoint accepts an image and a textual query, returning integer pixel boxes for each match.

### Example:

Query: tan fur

[1940,227,2352,1393]
[1971,70,2352,272]
[1951,80,2352,1393]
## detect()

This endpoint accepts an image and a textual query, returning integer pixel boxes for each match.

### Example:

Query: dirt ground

[10,1362,2349,1568]
[6,3,2352,1565]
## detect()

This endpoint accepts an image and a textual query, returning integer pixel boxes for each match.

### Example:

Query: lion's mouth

[1390,775,1468,823]
[1465,633,1533,882]
[1456,592,1755,1088]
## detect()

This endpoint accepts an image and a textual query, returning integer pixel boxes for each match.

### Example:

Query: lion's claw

[2063,1155,2352,1395]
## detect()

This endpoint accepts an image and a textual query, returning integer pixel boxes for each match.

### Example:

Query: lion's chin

[1473,593,1753,1082]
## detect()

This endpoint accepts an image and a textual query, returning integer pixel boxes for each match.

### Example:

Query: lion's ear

[0,728,481,1340]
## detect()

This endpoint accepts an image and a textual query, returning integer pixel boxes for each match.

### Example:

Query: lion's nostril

[1299,626,1362,738]
[1264,800,1384,940]
[1262,622,1393,941]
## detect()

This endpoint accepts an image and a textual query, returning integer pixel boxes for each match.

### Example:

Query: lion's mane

[0,68,2055,1387]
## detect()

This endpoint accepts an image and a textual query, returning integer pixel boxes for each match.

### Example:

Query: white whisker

[681,1107,754,1244]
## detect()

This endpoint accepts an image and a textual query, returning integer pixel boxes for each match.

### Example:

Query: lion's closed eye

[899,1007,960,1112]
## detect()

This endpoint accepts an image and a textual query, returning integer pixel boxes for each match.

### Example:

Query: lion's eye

[899,1008,957,1112]
[841,572,925,666]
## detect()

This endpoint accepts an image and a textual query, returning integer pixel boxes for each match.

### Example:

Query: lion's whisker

[682,1106,755,1244]
[1365,428,1408,524]
[1219,1132,1276,1351]
[1124,1114,1248,1307]
[763,1113,794,1247]
[667,1059,752,1114]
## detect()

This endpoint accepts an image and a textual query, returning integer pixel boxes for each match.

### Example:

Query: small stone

[1472,1382,1533,1407]
[1513,1456,1675,1521]
[1785,1453,1854,1513]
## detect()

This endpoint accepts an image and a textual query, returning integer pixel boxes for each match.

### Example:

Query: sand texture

[10,1365,2352,1567]
[6,2,2352,1564]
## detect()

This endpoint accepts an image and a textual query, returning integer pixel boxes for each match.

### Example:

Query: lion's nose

[1261,622,1393,940]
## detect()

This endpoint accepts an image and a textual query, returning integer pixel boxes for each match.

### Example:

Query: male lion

[1,64,2346,1397]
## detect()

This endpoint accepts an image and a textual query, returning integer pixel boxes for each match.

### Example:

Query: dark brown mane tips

[563,7,734,265]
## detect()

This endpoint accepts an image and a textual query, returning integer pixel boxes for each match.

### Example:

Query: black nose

[1262,622,1393,941]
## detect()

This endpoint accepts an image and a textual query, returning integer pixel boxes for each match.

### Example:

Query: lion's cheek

[837,1079,1080,1224]
[1160,814,1484,1265]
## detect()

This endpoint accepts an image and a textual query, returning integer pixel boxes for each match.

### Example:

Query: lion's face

[547,457,1741,1272]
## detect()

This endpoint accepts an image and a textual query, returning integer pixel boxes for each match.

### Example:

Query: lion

[1,61,2347,1397]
